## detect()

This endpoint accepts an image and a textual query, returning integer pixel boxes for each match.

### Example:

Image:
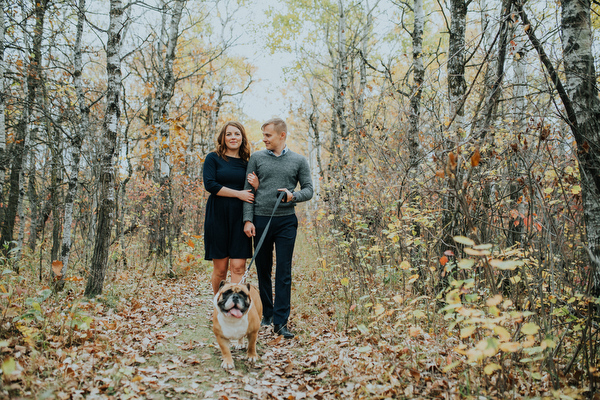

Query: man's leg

[273,214,298,328]
[254,216,275,323]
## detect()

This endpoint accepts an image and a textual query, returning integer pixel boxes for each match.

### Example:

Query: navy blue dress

[203,152,252,260]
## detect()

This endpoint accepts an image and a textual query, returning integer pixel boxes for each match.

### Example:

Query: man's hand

[244,221,256,238]
[278,188,293,203]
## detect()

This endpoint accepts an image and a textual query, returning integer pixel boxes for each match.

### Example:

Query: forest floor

[3,233,584,399]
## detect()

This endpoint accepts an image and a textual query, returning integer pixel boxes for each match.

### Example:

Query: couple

[203,118,313,339]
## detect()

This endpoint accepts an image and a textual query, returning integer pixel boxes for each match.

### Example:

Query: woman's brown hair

[216,121,251,162]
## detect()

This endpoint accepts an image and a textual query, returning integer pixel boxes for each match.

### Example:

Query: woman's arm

[203,153,254,203]
[215,186,254,203]
[248,172,259,190]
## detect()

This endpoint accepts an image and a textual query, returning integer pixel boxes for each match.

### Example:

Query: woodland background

[1,0,600,398]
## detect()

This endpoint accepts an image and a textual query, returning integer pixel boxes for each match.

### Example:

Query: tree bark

[440,0,468,263]
[559,0,600,296]
[85,0,124,297]
[408,0,424,171]
[2,0,48,251]
[408,0,425,261]
[447,0,467,125]
[56,0,87,290]
[336,0,348,154]
[0,0,6,208]
[149,0,185,263]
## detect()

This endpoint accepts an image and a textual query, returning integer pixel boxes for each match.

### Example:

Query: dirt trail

[140,278,330,400]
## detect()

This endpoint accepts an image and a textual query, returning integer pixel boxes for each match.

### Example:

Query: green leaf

[521,322,539,335]
[357,324,369,334]
[32,302,42,313]
[1,357,16,376]
[484,363,501,375]
[442,361,461,373]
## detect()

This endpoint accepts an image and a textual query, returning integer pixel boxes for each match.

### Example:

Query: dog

[212,281,263,369]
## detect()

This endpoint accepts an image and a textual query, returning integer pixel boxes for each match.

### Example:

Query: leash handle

[239,191,286,284]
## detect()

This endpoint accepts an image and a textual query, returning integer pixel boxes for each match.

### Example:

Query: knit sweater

[243,149,313,222]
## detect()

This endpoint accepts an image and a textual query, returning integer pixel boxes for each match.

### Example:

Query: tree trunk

[2,0,47,251]
[440,0,468,261]
[559,0,600,296]
[408,0,424,172]
[507,32,527,248]
[0,0,6,207]
[149,0,185,264]
[408,0,425,263]
[447,0,467,126]
[56,0,87,290]
[336,0,348,154]
[85,0,124,297]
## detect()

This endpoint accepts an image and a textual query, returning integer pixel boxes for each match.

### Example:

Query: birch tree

[148,0,185,262]
[514,0,600,296]
[0,2,7,252]
[440,0,468,260]
[85,0,125,297]
[558,0,600,296]
[1,0,48,252]
[56,0,88,290]
[0,0,5,208]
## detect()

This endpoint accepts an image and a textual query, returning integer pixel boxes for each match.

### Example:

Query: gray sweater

[243,149,313,222]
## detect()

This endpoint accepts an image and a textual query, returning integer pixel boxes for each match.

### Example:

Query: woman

[203,121,257,295]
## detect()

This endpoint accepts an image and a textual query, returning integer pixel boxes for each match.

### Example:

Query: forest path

[140,234,337,399]
[141,276,329,400]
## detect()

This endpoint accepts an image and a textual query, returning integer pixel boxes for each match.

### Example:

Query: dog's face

[215,281,252,319]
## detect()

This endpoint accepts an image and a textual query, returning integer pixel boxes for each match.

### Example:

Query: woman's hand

[238,189,255,203]
[248,172,259,190]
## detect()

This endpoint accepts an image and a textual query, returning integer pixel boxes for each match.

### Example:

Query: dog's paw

[247,353,260,363]
[233,339,246,350]
[221,359,235,369]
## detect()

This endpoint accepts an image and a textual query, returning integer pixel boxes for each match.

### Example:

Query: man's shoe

[274,324,295,339]
[261,316,273,326]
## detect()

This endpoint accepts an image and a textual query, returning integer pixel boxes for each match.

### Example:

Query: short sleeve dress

[203,152,253,260]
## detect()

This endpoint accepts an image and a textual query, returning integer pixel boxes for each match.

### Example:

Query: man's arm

[242,156,258,223]
[291,157,313,202]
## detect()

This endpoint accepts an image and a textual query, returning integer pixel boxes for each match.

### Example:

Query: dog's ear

[246,283,251,291]
[219,280,227,289]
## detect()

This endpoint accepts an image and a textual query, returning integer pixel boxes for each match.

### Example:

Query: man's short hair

[261,118,287,134]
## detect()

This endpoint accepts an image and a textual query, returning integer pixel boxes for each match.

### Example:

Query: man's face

[262,124,285,152]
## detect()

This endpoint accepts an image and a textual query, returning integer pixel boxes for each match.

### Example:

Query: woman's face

[223,125,243,152]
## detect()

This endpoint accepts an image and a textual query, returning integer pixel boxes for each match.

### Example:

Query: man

[243,118,313,339]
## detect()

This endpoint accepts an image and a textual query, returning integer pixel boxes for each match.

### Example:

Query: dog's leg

[232,338,246,350]
[246,330,259,363]
[217,337,234,369]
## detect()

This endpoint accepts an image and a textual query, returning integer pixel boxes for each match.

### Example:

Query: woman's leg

[211,258,229,295]
[229,259,247,283]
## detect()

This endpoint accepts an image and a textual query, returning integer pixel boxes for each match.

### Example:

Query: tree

[558,0,600,297]
[1,0,49,253]
[85,0,125,297]
[56,0,88,290]
[0,0,6,230]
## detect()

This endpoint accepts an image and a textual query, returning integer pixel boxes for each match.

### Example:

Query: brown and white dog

[212,281,263,369]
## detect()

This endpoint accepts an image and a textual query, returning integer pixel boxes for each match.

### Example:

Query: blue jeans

[253,214,298,325]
